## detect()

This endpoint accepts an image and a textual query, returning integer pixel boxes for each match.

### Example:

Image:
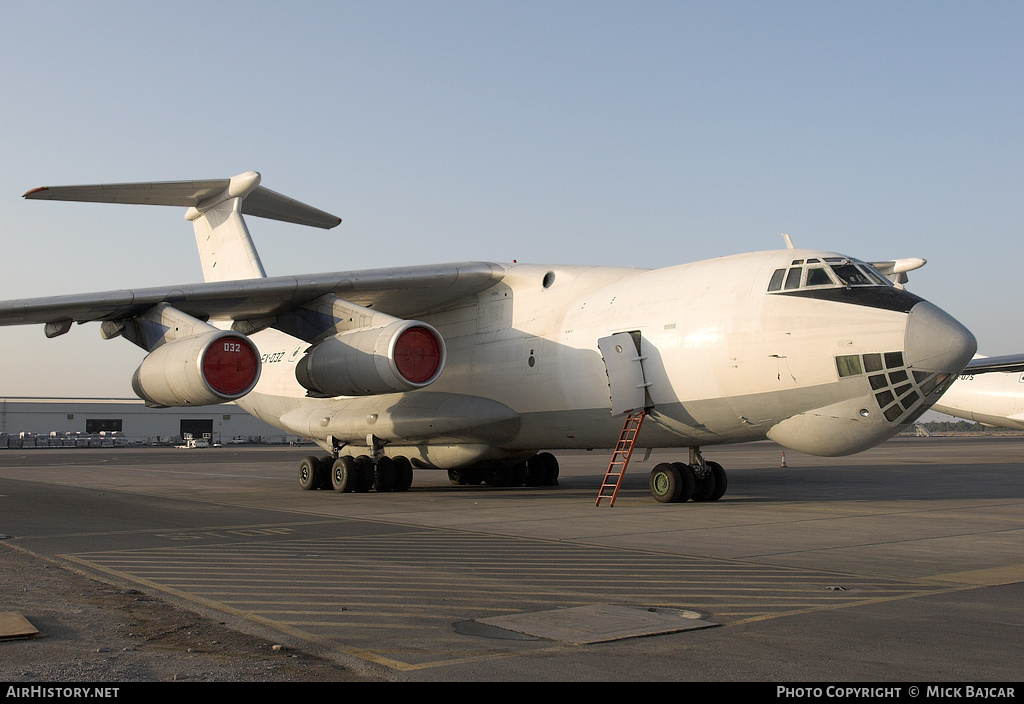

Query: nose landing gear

[649,448,727,504]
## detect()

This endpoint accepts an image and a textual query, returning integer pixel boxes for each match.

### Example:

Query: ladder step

[595,410,647,507]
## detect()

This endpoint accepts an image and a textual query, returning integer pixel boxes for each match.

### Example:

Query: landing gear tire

[373,456,396,493]
[331,456,358,493]
[691,460,728,502]
[511,462,528,487]
[298,456,324,491]
[352,455,375,492]
[392,456,413,492]
[448,468,481,485]
[691,467,715,502]
[484,466,513,486]
[707,461,728,501]
[650,463,684,503]
[527,452,559,486]
[671,462,697,502]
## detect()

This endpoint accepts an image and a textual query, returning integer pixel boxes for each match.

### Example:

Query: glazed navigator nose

[904,301,977,374]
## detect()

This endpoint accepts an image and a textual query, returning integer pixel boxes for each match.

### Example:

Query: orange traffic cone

[781,451,787,467]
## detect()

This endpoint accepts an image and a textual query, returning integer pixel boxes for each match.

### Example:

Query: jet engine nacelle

[295,320,446,397]
[132,330,261,407]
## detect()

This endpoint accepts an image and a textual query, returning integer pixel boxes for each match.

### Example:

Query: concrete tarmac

[0,437,1021,682]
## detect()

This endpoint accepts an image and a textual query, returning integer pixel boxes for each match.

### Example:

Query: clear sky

[0,1,1021,398]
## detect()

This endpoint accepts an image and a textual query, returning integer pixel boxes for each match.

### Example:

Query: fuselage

[932,371,1024,429]
[234,248,976,468]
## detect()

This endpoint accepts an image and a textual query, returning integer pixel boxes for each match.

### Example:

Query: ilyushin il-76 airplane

[0,172,982,504]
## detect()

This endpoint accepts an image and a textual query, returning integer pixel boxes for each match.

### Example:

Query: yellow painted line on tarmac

[727,589,948,626]
[59,554,434,672]
[927,564,1024,586]
[725,565,1024,627]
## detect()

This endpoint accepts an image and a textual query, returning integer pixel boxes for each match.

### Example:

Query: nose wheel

[648,449,727,504]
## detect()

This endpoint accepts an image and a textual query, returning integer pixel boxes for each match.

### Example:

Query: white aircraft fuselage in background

[932,370,1024,429]
[0,173,978,503]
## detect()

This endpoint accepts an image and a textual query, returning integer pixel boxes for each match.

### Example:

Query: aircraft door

[598,332,649,415]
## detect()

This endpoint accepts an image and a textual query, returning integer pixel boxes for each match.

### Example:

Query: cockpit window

[806,267,833,287]
[861,266,888,286]
[768,257,894,294]
[830,263,874,287]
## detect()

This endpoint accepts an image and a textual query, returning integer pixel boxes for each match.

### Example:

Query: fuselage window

[863,353,884,372]
[876,389,896,409]
[833,350,939,424]
[835,355,863,377]
[900,390,920,409]
[920,373,949,397]
[888,369,909,385]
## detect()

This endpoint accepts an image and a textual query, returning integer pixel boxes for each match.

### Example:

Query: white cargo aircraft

[931,355,1024,430]
[0,172,980,503]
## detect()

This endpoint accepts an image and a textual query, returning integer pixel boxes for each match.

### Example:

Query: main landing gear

[447,452,559,488]
[648,448,727,504]
[297,451,560,494]
[298,454,413,493]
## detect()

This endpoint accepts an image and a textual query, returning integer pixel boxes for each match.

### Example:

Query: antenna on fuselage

[779,233,795,250]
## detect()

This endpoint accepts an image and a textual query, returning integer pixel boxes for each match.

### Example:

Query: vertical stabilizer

[185,172,267,282]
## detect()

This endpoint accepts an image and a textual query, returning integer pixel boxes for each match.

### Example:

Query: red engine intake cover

[202,336,260,396]
[393,326,443,384]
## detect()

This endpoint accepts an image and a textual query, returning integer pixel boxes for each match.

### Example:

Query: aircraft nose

[904,301,977,374]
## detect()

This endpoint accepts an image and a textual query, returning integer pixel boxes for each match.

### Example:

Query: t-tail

[23,171,341,282]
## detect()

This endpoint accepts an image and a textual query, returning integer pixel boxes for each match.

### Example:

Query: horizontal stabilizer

[24,171,341,230]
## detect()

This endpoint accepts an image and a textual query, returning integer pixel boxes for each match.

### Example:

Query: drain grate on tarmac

[474,604,717,644]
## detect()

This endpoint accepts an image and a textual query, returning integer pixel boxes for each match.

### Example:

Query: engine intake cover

[132,330,261,407]
[296,320,446,397]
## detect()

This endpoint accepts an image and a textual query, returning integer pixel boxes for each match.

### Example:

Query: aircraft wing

[0,262,506,330]
[962,354,1024,374]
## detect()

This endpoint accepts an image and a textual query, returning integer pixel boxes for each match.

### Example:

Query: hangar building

[0,397,299,447]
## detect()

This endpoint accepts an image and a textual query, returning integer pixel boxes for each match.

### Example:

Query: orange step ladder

[596,409,647,506]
